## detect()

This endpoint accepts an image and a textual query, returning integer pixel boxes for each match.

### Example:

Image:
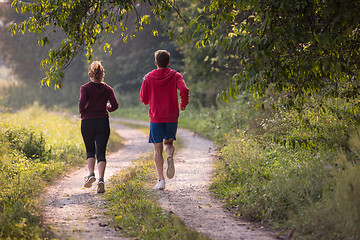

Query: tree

[9,0,180,89]
[161,0,241,107]
[188,0,360,110]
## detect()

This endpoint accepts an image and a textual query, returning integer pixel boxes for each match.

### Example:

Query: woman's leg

[81,119,96,175]
[97,161,106,179]
[95,118,110,179]
[87,157,96,174]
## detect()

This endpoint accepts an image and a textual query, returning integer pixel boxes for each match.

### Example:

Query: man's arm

[176,74,189,111]
[139,78,149,105]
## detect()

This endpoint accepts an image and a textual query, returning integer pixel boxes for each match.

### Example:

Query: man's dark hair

[154,50,170,68]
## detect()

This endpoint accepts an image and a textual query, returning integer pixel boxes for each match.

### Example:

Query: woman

[79,61,118,193]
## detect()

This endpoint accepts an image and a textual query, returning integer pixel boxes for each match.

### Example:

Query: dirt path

[42,119,277,240]
[42,122,152,239]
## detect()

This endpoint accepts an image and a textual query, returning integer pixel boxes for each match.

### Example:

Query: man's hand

[181,105,186,111]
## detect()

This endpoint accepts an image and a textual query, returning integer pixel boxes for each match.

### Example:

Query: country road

[42,119,276,240]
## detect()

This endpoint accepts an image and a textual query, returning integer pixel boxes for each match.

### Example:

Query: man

[140,50,189,190]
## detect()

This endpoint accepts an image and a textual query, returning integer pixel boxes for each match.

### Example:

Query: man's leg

[153,142,164,180]
[164,139,175,179]
[164,138,175,157]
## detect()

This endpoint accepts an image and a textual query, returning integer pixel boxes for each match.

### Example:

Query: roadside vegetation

[0,104,122,239]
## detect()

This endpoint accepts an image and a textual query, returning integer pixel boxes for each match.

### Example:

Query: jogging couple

[79,50,189,193]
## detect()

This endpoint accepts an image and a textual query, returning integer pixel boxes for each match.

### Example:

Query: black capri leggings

[81,118,110,163]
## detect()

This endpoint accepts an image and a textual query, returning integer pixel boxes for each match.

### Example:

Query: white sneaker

[166,155,175,179]
[154,179,165,190]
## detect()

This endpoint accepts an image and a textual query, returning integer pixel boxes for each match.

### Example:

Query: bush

[4,126,48,160]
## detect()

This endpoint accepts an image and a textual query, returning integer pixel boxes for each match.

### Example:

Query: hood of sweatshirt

[146,68,177,86]
[85,81,107,97]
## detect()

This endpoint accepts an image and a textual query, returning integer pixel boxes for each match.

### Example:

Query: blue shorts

[149,122,178,143]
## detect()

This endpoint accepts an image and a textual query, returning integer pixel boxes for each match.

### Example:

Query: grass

[113,105,149,121]
[104,153,210,240]
[2,93,357,239]
[0,103,123,239]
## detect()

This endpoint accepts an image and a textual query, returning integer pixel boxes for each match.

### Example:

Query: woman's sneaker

[154,179,165,190]
[97,180,105,194]
[166,156,175,179]
[84,175,96,188]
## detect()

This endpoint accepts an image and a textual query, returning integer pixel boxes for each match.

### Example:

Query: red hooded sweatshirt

[140,68,189,123]
[79,81,119,120]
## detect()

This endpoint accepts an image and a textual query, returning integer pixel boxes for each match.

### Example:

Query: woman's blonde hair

[88,61,105,83]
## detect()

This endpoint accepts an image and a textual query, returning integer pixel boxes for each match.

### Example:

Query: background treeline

[1,0,360,239]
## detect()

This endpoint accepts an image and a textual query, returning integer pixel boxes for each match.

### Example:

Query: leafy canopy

[10,0,175,89]
[188,0,360,110]
[9,0,360,111]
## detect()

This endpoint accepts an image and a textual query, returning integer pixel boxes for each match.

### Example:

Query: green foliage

[211,131,336,224]
[105,154,210,240]
[4,126,47,160]
[207,97,360,239]
[97,21,182,96]
[9,0,181,89]
[1,81,83,109]
[160,0,235,107]
[188,0,360,110]
[113,104,149,121]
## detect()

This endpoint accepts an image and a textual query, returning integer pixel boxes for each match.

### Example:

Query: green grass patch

[104,154,210,240]
[113,105,149,121]
[0,103,123,239]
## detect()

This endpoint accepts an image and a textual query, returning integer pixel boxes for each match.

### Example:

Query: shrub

[4,126,48,160]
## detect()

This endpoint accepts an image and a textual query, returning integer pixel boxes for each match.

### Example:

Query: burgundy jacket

[78,81,118,120]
